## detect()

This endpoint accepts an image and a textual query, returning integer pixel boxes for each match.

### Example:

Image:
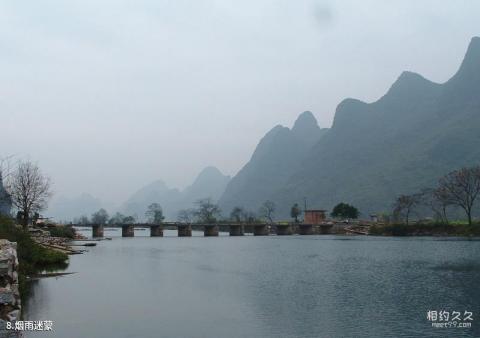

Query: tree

[145,203,165,224]
[241,210,259,224]
[6,161,52,228]
[392,194,422,225]
[230,207,244,223]
[439,166,480,225]
[290,203,301,223]
[109,212,126,224]
[177,208,195,223]
[194,198,221,224]
[330,203,359,220]
[259,200,276,223]
[123,215,136,224]
[91,208,109,225]
[74,215,90,225]
[422,188,451,224]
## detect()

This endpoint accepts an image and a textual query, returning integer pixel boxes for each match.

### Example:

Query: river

[24,229,480,338]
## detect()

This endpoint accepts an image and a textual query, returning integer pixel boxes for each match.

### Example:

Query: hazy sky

[1,0,479,207]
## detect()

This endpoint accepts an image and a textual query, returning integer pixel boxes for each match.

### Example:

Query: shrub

[0,216,69,300]
[48,225,76,239]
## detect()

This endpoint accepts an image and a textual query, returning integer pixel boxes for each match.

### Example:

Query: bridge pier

[150,225,164,237]
[122,224,135,237]
[229,224,244,236]
[276,224,293,235]
[298,224,315,235]
[92,224,104,238]
[253,224,269,236]
[204,225,219,237]
[178,224,192,237]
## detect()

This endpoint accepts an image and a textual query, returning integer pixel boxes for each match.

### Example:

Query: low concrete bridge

[75,222,335,238]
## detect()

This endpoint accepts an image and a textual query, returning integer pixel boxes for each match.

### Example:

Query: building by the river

[304,209,326,224]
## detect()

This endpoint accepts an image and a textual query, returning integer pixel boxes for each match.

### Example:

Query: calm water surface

[25,229,480,338]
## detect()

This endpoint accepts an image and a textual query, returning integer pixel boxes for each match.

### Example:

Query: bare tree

[259,200,276,223]
[6,160,52,228]
[229,206,244,223]
[422,187,452,224]
[241,210,259,224]
[393,193,422,225]
[177,208,195,223]
[74,215,90,225]
[91,208,109,225]
[108,212,126,224]
[439,166,480,225]
[123,215,136,224]
[194,198,221,224]
[145,203,165,224]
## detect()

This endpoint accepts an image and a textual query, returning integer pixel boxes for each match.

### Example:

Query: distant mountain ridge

[48,37,480,221]
[122,166,230,220]
[48,193,103,221]
[220,37,480,218]
[218,111,328,213]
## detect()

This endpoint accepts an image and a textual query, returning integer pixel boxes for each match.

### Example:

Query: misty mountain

[121,180,181,220]
[221,37,480,218]
[218,111,328,213]
[48,193,103,221]
[122,166,230,220]
[181,166,232,205]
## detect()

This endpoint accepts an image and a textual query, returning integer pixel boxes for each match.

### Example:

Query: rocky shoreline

[29,228,88,255]
[0,240,21,337]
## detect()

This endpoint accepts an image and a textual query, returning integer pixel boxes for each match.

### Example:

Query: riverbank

[0,217,70,306]
[0,239,21,337]
[29,226,88,255]
[23,230,480,338]
[369,222,480,236]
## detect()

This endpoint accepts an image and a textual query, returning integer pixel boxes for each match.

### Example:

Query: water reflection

[24,233,480,338]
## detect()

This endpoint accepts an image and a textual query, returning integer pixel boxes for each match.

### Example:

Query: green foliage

[230,207,244,223]
[0,216,69,301]
[330,203,359,219]
[290,203,301,223]
[91,208,109,225]
[48,225,76,239]
[145,203,165,224]
[0,217,68,271]
[370,222,480,236]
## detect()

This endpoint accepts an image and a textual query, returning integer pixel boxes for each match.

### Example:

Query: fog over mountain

[219,111,327,213]
[2,2,479,209]
[48,193,103,222]
[45,37,480,221]
[219,37,480,218]
[122,166,230,221]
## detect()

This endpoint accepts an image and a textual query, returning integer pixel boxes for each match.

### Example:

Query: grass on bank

[0,216,69,301]
[370,222,480,236]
